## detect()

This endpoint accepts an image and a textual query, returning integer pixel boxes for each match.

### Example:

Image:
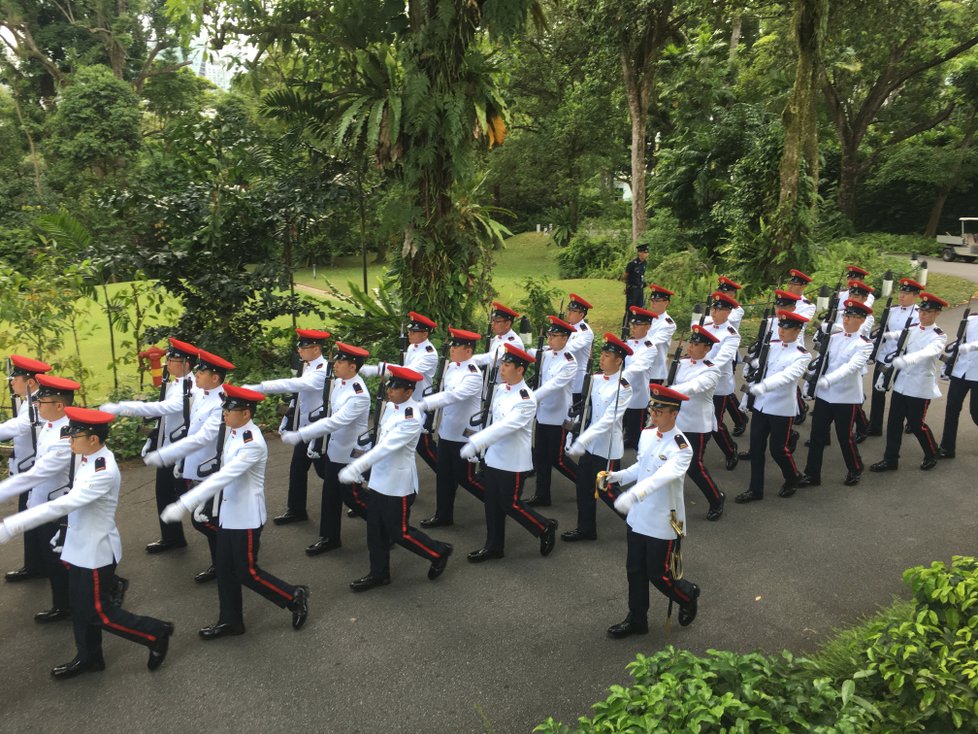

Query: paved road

[1,293,977,733]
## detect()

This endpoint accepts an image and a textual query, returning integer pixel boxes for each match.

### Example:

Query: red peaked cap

[918,292,948,309]
[846,264,869,277]
[64,406,114,428]
[335,342,370,359]
[690,324,720,344]
[387,365,424,384]
[223,383,266,405]
[628,306,656,322]
[777,310,809,325]
[602,332,633,357]
[36,374,81,395]
[491,302,519,319]
[167,338,198,358]
[568,293,593,311]
[846,279,874,295]
[899,278,924,291]
[295,329,331,344]
[710,291,740,309]
[9,355,52,375]
[717,276,742,291]
[501,343,535,366]
[407,312,437,331]
[649,384,689,409]
[447,327,481,344]
[843,299,872,316]
[648,283,675,298]
[546,315,577,334]
[788,269,812,284]
[195,349,235,372]
[774,289,801,303]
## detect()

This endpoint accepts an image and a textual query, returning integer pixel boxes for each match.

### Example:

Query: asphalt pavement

[1,263,977,733]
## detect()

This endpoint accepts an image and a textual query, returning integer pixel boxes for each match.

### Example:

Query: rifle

[307,356,335,458]
[422,341,451,434]
[564,351,595,432]
[869,295,894,362]
[743,324,773,411]
[468,350,500,476]
[197,415,227,478]
[940,303,972,379]
[17,380,39,472]
[595,366,625,498]
[530,326,547,390]
[620,309,631,340]
[666,327,688,386]
[355,363,388,455]
[875,313,915,393]
[745,306,773,363]
[398,320,408,367]
[804,290,843,398]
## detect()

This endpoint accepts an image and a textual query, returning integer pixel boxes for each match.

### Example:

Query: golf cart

[937,217,978,262]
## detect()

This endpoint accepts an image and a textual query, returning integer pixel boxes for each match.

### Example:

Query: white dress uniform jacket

[950,314,978,380]
[795,297,817,324]
[617,426,692,540]
[566,321,594,394]
[114,374,196,451]
[297,374,370,464]
[751,339,811,416]
[467,380,536,473]
[893,324,947,399]
[624,337,657,409]
[875,304,919,364]
[156,386,225,480]
[0,393,39,474]
[575,371,632,460]
[704,321,741,396]
[646,313,678,381]
[2,446,123,568]
[422,359,483,442]
[473,330,525,383]
[527,347,577,425]
[256,356,328,430]
[179,421,267,529]
[815,332,872,403]
[361,340,439,394]
[672,360,721,433]
[346,399,423,497]
[699,307,746,331]
[0,415,71,508]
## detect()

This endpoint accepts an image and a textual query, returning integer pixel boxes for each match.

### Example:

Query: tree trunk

[729,14,742,65]
[837,136,860,221]
[623,55,650,245]
[8,88,43,199]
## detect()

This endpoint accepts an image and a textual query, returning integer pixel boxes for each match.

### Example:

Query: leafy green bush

[556,229,629,279]
[514,277,564,335]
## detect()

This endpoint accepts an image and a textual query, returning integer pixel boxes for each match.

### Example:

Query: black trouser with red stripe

[726,394,748,431]
[533,422,578,502]
[683,432,724,509]
[483,467,551,552]
[573,452,621,535]
[940,375,978,455]
[28,519,69,609]
[884,392,938,463]
[626,529,696,620]
[286,441,325,513]
[69,563,168,665]
[366,491,449,578]
[417,432,438,474]
[321,459,369,540]
[185,480,218,566]
[216,526,296,626]
[712,394,739,459]
[19,491,46,575]
[747,410,800,496]
[868,363,888,433]
[433,438,485,522]
[155,467,186,544]
[804,398,863,480]
[623,407,646,449]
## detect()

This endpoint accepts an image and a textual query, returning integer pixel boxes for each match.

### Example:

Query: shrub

[556,228,630,280]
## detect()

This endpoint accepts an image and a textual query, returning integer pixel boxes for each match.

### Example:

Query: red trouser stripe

[783,417,798,474]
[401,496,440,558]
[920,399,937,452]
[599,459,620,500]
[247,529,291,601]
[659,540,675,591]
[696,434,721,501]
[350,483,368,510]
[510,472,545,531]
[93,569,156,643]
[847,405,862,472]
[466,462,485,494]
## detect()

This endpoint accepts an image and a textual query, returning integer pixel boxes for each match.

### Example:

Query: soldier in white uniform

[701,292,743,470]
[671,326,725,520]
[714,276,746,331]
[243,329,331,526]
[526,316,578,507]
[101,337,197,554]
[736,311,811,503]
[706,278,748,436]
[0,407,173,679]
[938,309,978,459]
[868,278,922,436]
[838,265,876,310]
[460,344,558,562]
[603,385,700,639]
[622,306,661,448]
[871,292,948,472]
[282,342,371,556]
[0,374,78,621]
[162,384,309,639]
[472,302,525,384]
[783,269,817,323]
[564,293,595,406]
[417,328,487,528]
[563,333,633,541]
[1,355,51,582]
[801,300,873,487]
[144,348,235,582]
[645,283,678,387]
[360,312,440,472]
[339,366,453,591]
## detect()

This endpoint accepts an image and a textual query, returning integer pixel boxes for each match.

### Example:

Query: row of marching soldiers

[2,266,976,677]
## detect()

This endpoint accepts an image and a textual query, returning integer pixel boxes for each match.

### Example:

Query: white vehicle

[937,217,978,262]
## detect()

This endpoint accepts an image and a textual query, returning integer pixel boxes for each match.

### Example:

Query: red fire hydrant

[138,346,168,387]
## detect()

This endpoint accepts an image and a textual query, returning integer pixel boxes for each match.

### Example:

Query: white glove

[566,440,586,459]
[140,438,152,458]
[883,330,901,340]
[891,356,907,371]
[749,358,760,370]
[241,384,262,392]
[0,522,11,545]
[278,416,289,433]
[144,451,165,468]
[280,430,302,446]
[749,382,767,397]
[173,463,183,479]
[338,465,364,485]
[415,398,429,413]
[604,470,624,486]
[99,402,122,414]
[958,342,977,355]
[459,442,478,460]
[874,373,887,392]
[614,489,639,514]
[192,504,209,524]
[306,443,321,460]
[160,501,187,524]
[817,376,831,390]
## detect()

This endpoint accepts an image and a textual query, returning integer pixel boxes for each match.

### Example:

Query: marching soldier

[602,385,700,639]
[0,407,174,679]
[702,292,744,468]
[645,284,678,386]
[161,384,309,639]
[735,311,811,503]
[526,315,578,507]
[714,276,745,330]
[563,333,633,541]
[144,348,235,583]
[360,312,440,471]
[622,306,660,449]
[783,269,817,323]
[0,374,78,622]
[473,302,525,383]
[623,243,649,312]
[281,342,371,556]
[707,279,748,435]
[338,366,453,590]
[460,344,558,562]
[565,293,595,406]
[839,265,876,309]
[871,292,948,473]
[801,300,873,487]
[1,355,52,582]
[938,309,978,459]
[671,326,725,520]
[417,328,486,528]
[833,281,875,337]
[867,278,922,436]
[100,337,197,554]
[242,329,330,526]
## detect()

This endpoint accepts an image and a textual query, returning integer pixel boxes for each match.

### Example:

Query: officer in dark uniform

[624,244,649,315]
